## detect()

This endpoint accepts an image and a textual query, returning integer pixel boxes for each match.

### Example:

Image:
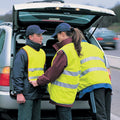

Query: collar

[26,39,42,51]
[53,38,72,51]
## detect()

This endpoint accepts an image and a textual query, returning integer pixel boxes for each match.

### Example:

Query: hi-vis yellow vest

[77,42,111,92]
[48,43,81,105]
[22,45,46,81]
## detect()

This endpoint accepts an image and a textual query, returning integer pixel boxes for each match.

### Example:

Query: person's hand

[17,94,26,104]
[29,80,38,87]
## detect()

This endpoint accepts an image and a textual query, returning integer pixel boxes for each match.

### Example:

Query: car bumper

[99,41,116,47]
[0,91,90,110]
[41,100,90,110]
[0,91,18,110]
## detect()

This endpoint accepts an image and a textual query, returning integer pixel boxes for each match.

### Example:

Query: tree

[112,3,120,23]
[93,4,120,28]
[0,14,12,22]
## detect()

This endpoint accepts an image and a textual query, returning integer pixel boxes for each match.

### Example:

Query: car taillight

[96,37,103,41]
[113,37,119,40]
[0,67,10,86]
[107,68,111,80]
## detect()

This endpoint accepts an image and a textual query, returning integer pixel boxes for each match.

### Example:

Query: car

[91,27,119,49]
[0,0,115,119]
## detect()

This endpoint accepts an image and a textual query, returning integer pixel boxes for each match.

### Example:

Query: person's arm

[30,50,67,86]
[13,49,27,103]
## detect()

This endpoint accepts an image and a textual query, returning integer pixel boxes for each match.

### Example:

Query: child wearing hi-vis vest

[13,25,46,120]
[30,23,82,120]
[78,32,112,120]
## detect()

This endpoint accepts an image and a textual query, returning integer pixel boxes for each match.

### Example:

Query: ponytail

[66,28,85,57]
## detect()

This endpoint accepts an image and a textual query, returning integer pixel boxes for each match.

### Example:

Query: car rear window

[95,30,116,37]
[0,29,5,53]
[18,11,95,25]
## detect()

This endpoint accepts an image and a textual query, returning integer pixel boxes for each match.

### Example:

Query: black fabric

[26,39,43,51]
[89,88,111,120]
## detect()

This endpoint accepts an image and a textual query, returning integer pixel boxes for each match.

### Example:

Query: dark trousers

[92,88,112,120]
[18,99,41,120]
[56,105,72,120]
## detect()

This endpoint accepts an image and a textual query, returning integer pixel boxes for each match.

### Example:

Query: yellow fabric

[77,42,111,92]
[48,43,81,105]
[23,45,46,81]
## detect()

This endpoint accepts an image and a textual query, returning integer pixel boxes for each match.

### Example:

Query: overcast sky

[0,0,120,15]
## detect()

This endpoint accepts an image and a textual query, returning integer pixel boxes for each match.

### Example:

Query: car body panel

[0,26,12,67]
[0,25,15,110]
[0,91,18,109]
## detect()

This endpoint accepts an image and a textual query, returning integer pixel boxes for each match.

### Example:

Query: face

[57,32,68,42]
[29,33,43,44]
[57,33,62,42]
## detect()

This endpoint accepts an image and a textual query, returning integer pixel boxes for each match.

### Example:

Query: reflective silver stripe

[80,67,107,77]
[29,68,43,72]
[52,81,79,89]
[29,76,39,80]
[80,57,104,64]
[62,70,80,76]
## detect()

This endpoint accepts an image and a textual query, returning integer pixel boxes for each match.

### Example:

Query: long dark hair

[66,28,85,57]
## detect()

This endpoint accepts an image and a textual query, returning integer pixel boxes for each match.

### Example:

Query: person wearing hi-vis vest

[77,31,112,120]
[30,23,82,120]
[12,25,46,120]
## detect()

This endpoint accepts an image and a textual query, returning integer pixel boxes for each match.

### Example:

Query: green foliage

[92,4,120,29]
[108,22,120,33]
[0,13,12,22]
[112,4,120,23]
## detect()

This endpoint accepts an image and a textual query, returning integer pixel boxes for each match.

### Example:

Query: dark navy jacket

[12,39,46,100]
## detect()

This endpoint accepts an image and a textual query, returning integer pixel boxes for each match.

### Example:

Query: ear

[29,35,33,40]
[61,32,66,37]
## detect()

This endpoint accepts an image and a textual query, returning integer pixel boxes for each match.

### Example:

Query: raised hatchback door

[13,1,115,32]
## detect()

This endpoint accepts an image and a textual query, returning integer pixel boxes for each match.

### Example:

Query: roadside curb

[111,113,120,120]
[106,55,120,69]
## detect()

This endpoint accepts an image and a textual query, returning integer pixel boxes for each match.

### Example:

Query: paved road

[110,68,120,120]
[106,54,120,120]
[111,68,120,117]
[102,35,120,120]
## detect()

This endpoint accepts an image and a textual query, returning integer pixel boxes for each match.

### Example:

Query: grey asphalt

[107,55,120,120]
[111,114,120,120]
